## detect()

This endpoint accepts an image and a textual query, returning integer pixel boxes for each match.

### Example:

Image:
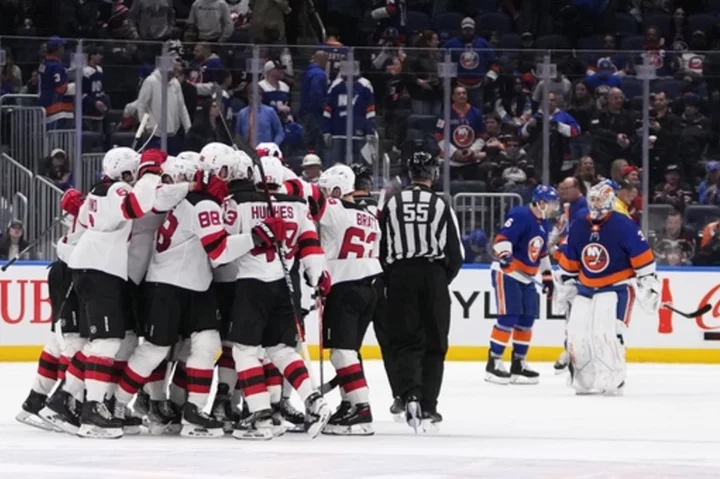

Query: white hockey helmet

[256,142,283,161]
[232,150,255,181]
[319,164,355,198]
[253,156,285,187]
[200,143,237,180]
[161,156,195,184]
[176,151,201,167]
[102,147,140,182]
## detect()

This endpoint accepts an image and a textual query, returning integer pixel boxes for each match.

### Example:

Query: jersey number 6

[339,227,377,259]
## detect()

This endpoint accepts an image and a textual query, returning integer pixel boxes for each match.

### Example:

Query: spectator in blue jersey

[39,36,75,129]
[299,50,329,153]
[41,148,74,191]
[82,46,109,120]
[187,43,224,105]
[462,229,492,264]
[260,60,291,118]
[185,99,233,152]
[585,58,622,93]
[236,102,284,146]
[323,75,377,166]
[435,86,487,181]
[444,17,499,111]
[319,27,348,80]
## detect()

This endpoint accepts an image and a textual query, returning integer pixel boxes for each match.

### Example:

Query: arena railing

[453,192,524,240]
[0,153,35,238]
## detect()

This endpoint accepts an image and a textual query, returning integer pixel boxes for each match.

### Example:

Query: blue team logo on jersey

[460,50,480,70]
[528,236,544,263]
[581,243,610,273]
[452,124,475,148]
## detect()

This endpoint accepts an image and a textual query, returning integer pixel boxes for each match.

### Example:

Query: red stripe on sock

[85,356,115,383]
[58,356,69,380]
[263,363,283,386]
[40,351,59,365]
[37,366,58,380]
[67,352,86,381]
[172,363,187,389]
[185,367,214,379]
[283,360,309,391]
[147,361,167,383]
[238,366,267,397]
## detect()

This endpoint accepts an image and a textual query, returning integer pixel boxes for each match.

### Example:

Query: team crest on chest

[452,124,475,148]
[581,242,610,273]
[527,236,544,262]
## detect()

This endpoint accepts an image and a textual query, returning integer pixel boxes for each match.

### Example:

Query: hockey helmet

[407,151,438,181]
[587,182,616,220]
[102,147,140,183]
[200,143,237,180]
[253,156,285,188]
[161,156,194,184]
[176,151,202,168]
[319,164,355,198]
[256,142,283,161]
[232,150,254,181]
[531,185,560,219]
[351,162,373,191]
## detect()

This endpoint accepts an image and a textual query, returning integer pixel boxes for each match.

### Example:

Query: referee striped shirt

[380,184,465,279]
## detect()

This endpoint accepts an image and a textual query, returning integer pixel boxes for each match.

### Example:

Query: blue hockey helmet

[532,185,560,219]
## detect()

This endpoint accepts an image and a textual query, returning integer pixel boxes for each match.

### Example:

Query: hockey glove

[138,148,167,177]
[496,251,514,269]
[60,188,84,216]
[251,217,286,249]
[637,273,660,313]
[194,170,229,204]
[316,270,332,297]
[541,271,554,299]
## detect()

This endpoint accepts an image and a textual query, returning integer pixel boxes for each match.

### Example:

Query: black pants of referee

[386,259,450,414]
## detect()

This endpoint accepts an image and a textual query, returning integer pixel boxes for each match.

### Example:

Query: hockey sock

[32,336,62,395]
[64,348,88,401]
[170,362,188,406]
[117,342,169,404]
[85,339,122,403]
[331,349,369,405]
[107,331,138,397]
[262,360,283,404]
[144,360,168,401]
[268,345,313,402]
[512,315,535,358]
[489,324,512,357]
[185,330,220,410]
[58,333,86,382]
[234,344,270,412]
[216,342,237,393]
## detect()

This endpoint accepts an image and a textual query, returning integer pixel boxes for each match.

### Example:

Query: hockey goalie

[555,183,660,396]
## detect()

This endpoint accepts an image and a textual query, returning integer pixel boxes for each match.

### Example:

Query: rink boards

[1,262,720,363]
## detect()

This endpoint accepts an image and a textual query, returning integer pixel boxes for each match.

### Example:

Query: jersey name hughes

[250,204,296,220]
[356,211,377,229]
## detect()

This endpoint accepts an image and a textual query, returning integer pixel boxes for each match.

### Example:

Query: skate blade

[406,403,421,434]
[232,428,274,440]
[165,423,182,435]
[306,407,331,439]
[38,408,79,435]
[484,373,511,385]
[180,425,224,438]
[77,424,123,439]
[282,422,304,433]
[16,411,58,432]
[553,365,569,375]
[421,419,440,434]
[322,423,375,436]
[510,375,539,385]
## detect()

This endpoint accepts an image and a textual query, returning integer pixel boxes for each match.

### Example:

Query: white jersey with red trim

[127,183,191,285]
[213,181,256,283]
[318,198,382,284]
[56,202,89,263]
[227,190,326,284]
[282,177,326,222]
[68,175,159,280]
[146,192,256,291]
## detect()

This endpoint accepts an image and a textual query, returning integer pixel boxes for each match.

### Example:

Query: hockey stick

[131,113,150,151]
[1,215,68,272]
[662,303,711,319]
[136,124,158,153]
[317,294,325,396]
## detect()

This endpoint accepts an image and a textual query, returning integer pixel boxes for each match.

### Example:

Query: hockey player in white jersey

[64,147,163,438]
[114,158,284,438]
[227,156,332,440]
[316,164,382,436]
[18,188,88,432]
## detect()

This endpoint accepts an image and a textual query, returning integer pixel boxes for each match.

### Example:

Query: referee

[380,151,464,431]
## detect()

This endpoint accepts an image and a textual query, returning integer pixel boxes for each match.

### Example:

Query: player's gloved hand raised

[137,148,167,177]
[496,251,513,269]
[251,217,286,249]
[541,271,554,299]
[60,188,84,216]
[194,170,228,204]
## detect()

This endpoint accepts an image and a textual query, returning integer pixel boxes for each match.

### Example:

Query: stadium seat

[535,34,571,50]
[615,13,639,36]
[685,205,720,232]
[407,114,438,133]
[652,79,684,99]
[629,95,644,111]
[475,13,513,35]
[467,0,500,16]
[642,13,671,39]
[432,12,464,37]
[498,33,522,50]
[81,131,103,153]
[620,77,643,99]
[689,14,717,35]
[407,11,431,33]
[620,35,645,51]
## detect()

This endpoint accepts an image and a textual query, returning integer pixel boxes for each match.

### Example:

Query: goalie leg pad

[567,292,626,395]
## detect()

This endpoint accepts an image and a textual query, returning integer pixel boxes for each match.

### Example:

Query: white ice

[1,361,720,479]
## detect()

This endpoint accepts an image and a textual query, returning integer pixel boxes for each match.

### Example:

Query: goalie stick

[662,303,711,319]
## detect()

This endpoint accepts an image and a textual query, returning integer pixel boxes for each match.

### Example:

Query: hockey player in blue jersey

[556,183,659,396]
[39,36,75,128]
[486,185,559,385]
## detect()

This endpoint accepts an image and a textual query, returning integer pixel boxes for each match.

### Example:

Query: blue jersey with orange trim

[494,206,550,276]
[39,56,74,123]
[559,212,655,290]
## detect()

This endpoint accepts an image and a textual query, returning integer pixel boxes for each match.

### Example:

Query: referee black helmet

[351,163,373,191]
[407,151,439,182]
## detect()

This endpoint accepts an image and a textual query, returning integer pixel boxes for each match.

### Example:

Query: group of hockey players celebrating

[15,140,388,440]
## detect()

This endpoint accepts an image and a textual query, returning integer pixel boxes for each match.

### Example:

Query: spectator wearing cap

[260,60,291,119]
[654,164,694,210]
[0,220,34,261]
[301,154,323,183]
[39,36,75,129]
[136,58,192,156]
[188,0,234,42]
[41,149,74,191]
[444,17,500,110]
[585,58,622,93]
[649,91,681,185]
[651,209,696,266]
[590,87,637,174]
[128,0,175,40]
[699,161,720,205]
[185,99,234,152]
[678,95,715,180]
[236,101,284,146]
[462,229,492,264]
[299,51,329,153]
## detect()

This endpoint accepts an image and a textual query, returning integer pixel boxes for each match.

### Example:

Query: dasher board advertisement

[1,262,720,362]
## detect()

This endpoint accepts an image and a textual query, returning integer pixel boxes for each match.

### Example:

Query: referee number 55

[403,203,429,222]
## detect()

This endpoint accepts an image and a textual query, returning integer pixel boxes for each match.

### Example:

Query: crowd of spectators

[3,0,720,265]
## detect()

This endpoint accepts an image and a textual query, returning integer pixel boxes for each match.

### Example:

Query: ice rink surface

[1,361,720,479]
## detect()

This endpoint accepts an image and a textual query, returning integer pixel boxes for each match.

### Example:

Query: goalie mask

[588,183,616,220]
[102,147,140,184]
[319,164,355,198]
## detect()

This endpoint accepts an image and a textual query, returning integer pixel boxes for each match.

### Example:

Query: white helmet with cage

[102,147,140,182]
[176,151,201,167]
[199,143,236,176]
[319,164,355,198]
[161,156,195,184]
[253,156,285,187]
[255,142,283,161]
[232,150,254,181]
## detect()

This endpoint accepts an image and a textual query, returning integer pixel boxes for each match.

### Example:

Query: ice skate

[212,384,240,434]
[180,402,224,438]
[304,392,331,439]
[273,398,305,433]
[39,389,80,435]
[133,389,151,418]
[16,390,57,432]
[510,357,539,385]
[114,401,142,435]
[421,410,443,433]
[485,351,511,385]
[77,400,123,439]
[553,350,570,374]
[405,396,422,433]
[232,409,280,440]
[144,400,179,435]
[323,402,374,436]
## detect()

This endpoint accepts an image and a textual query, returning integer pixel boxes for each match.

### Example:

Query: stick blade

[694,304,712,317]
